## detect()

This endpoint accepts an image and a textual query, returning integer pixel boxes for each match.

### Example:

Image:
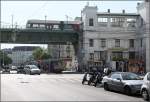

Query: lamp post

[2,50,4,66]
[45,15,47,29]
[0,20,1,68]
[12,14,14,29]
[65,15,68,25]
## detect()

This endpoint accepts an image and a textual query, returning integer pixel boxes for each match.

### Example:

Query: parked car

[141,72,150,101]
[17,65,25,74]
[102,72,143,95]
[2,66,10,74]
[11,66,17,71]
[24,65,41,75]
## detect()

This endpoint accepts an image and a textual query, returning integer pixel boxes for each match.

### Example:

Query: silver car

[102,72,143,95]
[141,72,150,101]
[24,65,41,75]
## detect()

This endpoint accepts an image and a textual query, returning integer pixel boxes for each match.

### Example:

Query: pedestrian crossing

[40,78,82,84]
[18,77,82,85]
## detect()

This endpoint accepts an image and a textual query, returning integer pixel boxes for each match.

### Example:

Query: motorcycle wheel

[88,80,91,85]
[94,80,98,87]
[82,79,85,85]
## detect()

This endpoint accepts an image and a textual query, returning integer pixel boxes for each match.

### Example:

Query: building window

[89,18,94,26]
[141,18,143,27]
[129,39,134,48]
[101,39,106,48]
[89,53,94,60]
[98,18,108,22]
[89,39,94,47]
[129,52,135,59]
[94,51,100,60]
[100,51,106,60]
[115,39,120,47]
[140,39,143,47]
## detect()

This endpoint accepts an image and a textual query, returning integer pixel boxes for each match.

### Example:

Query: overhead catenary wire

[19,1,48,26]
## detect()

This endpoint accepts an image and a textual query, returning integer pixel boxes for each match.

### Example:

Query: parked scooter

[87,71,97,85]
[93,72,103,87]
[82,72,93,85]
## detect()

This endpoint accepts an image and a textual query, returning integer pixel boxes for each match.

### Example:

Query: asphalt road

[1,73,145,101]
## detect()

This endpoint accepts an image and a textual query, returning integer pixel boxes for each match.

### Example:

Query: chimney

[108,9,110,13]
[122,9,125,14]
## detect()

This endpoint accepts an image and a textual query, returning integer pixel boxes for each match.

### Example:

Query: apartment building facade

[80,0,150,72]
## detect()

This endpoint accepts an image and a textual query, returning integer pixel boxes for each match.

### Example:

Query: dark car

[141,72,150,101]
[102,72,143,95]
[17,65,25,74]
[2,66,10,74]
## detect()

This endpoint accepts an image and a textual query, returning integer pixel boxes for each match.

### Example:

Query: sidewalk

[62,71,84,74]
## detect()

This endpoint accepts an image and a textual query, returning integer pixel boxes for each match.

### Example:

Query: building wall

[81,5,139,68]
[137,0,150,72]
[48,44,75,59]
[81,1,149,72]
[8,51,33,66]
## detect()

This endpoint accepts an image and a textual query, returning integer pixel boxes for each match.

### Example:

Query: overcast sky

[1,1,142,49]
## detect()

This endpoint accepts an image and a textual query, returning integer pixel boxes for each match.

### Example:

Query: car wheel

[30,71,32,75]
[124,86,131,95]
[142,89,149,101]
[104,83,109,91]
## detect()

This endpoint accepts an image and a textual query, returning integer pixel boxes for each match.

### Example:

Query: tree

[0,50,12,66]
[32,47,51,60]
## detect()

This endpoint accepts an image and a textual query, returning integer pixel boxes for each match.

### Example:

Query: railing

[0,25,26,29]
[0,24,81,32]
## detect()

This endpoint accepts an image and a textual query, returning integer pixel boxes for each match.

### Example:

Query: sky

[1,1,142,49]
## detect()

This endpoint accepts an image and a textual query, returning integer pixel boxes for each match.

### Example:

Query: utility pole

[65,15,68,25]
[45,15,47,29]
[0,1,1,68]
[12,14,14,29]
[2,50,4,66]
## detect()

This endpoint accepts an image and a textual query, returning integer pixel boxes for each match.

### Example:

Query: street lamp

[2,50,4,66]
[12,14,14,29]
[0,20,1,68]
[45,15,47,29]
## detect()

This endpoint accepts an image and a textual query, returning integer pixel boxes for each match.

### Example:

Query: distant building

[8,46,39,66]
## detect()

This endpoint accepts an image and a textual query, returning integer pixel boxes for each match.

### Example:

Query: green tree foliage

[0,50,12,66]
[32,47,51,60]
[112,56,128,61]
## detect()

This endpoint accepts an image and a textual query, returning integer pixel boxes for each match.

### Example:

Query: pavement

[1,73,145,101]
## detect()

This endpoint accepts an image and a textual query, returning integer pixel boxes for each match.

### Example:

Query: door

[147,73,150,95]
[110,73,124,91]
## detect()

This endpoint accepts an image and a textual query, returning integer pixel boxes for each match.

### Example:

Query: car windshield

[122,73,141,80]
[29,65,38,69]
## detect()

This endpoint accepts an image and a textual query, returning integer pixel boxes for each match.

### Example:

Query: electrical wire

[19,1,48,26]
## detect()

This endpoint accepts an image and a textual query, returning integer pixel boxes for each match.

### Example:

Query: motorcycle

[87,72,97,85]
[82,72,93,85]
[93,72,105,87]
